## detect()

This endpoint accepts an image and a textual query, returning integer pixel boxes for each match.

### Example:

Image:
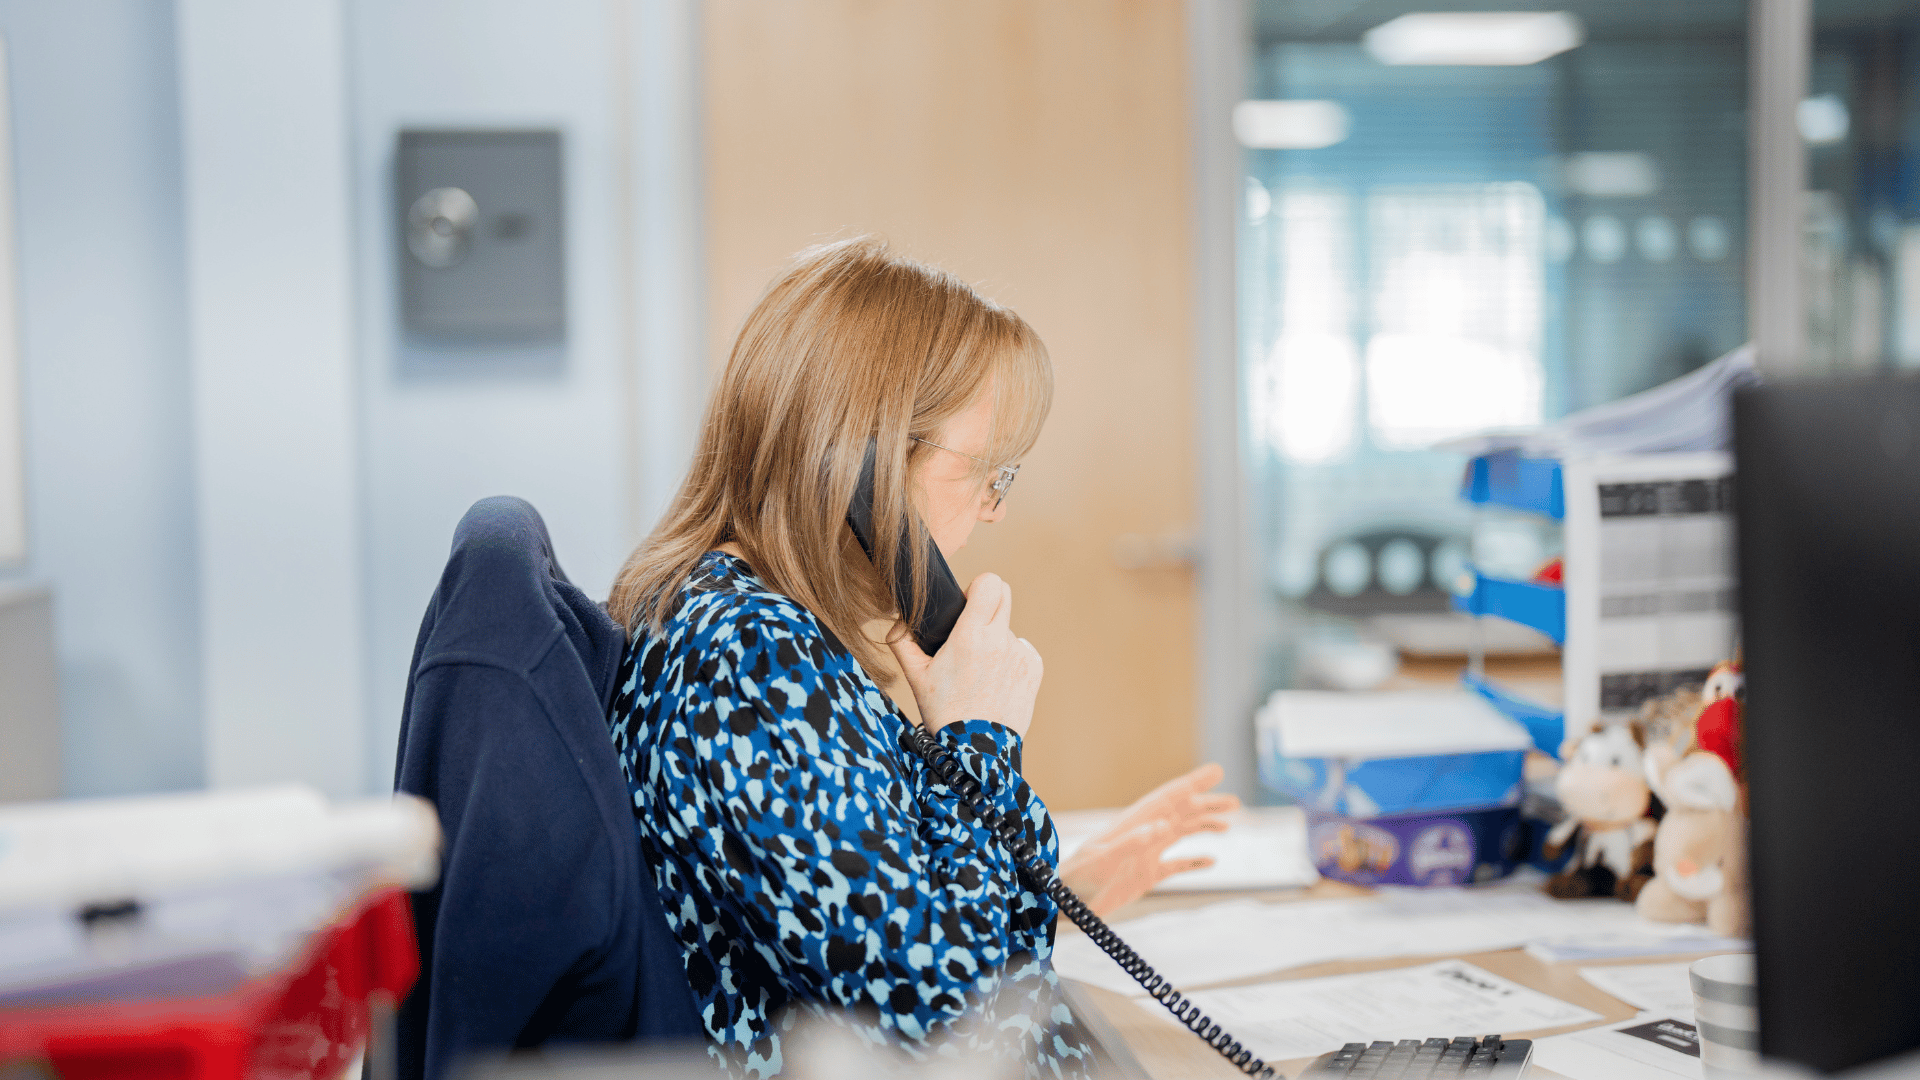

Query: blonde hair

[608,237,1051,682]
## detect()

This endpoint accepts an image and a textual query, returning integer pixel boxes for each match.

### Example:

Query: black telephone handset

[847,440,1277,1079]
[845,440,969,655]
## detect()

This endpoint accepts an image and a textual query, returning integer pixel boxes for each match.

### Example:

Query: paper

[1151,817,1319,892]
[1256,690,1533,759]
[1054,808,1319,895]
[1531,1014,1702,1080]
[1053,880,1655,997]
[1436,344,1759,457]
[1138,960,1601,1063]
[1052,898,1338,996]
[1578,963,1698,1018]
[1524,924,1749,964]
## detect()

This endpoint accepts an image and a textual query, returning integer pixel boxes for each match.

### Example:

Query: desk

[1055,808,1732,1080]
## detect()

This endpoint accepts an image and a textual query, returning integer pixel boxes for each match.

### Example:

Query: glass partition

[1239,2,1750,698]
[1806,0,1920,371]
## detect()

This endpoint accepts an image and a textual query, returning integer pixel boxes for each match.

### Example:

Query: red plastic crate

[0,889,418,1080]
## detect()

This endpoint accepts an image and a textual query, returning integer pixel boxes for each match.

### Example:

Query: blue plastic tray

[1461,452,1564,519]
[1452,571,1566,644]
[1462,671,1565,757]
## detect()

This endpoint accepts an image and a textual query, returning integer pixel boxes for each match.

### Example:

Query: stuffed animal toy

[1637,684,1703,761]
[1543,719,1658,901]
[1638,747,1751,937]
[1695,658,1745,778]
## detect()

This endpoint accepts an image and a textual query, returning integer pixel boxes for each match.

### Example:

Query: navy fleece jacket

[392,496,700,1080]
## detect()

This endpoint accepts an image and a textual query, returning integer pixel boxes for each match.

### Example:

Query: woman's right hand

[888,572,1043,738]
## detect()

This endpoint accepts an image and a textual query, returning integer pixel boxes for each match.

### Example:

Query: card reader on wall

[397,129,565,343]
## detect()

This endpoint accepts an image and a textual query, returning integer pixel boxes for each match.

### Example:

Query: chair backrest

[393,497,700,1080]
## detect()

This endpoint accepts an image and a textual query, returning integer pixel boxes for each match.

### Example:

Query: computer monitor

[1734,376,1920,1074]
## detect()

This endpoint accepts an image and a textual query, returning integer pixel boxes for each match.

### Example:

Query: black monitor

[1735,376,1920,1074]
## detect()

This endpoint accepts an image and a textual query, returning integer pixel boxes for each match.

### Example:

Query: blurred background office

[0,0,1909,811]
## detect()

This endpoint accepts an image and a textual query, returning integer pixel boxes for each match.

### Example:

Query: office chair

[392,497,702,1080]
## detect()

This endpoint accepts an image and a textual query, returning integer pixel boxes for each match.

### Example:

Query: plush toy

[1638,747,1751,937]
[1635,658,1751,937]
[1637,684,1703,763]
[1695,658,1745,778]
[1543,719,1658,901]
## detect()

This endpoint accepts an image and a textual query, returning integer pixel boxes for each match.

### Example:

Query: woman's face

[919,390,1010,558]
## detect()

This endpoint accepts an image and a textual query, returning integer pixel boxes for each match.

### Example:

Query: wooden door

[703,0,1196,809]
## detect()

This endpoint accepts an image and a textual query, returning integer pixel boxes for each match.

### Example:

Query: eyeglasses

[909,436,1021,509]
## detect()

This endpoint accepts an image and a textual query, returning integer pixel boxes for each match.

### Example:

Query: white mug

[1692,953,1761,1077]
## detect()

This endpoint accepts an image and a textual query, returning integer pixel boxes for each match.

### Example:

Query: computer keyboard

[1296,1035,1531,1077]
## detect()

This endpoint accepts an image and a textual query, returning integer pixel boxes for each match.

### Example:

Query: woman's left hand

[1057,762,1241,917]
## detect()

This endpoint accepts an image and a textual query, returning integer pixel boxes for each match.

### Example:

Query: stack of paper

[1259,691,1534,761]
[1052,882,1745,997]
[0,785,439,1007]
[1138,960,1602,1063]
[1437,344,1760,458]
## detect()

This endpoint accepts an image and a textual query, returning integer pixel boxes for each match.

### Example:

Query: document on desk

[1530,1014,1702,1080]
[1136,960,1602,1063]
[1150,816,1319,892]
[1524,924,1749,963]
[1577,963,1697,1018]
[1052,884,1649,997]
[1053,807,1319,893]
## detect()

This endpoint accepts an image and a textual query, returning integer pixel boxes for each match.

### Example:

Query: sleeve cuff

[937,718,1024,774]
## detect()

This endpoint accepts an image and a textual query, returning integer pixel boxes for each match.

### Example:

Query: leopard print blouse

[607,551,1094,1077]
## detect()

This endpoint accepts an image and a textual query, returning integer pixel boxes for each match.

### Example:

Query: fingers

[1138,761,1228,807]
[958,572,1009,627]
[886,624,932,677]
[983,576,1013,626]
[1179,761,1227,790]
[1017,637,1042,679]
[1192,792,1242,816]
[1159,814,1229,845]
[1129,819,1182,858]
[1156,855,1216,880]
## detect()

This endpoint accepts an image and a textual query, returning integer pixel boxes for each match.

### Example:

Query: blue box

[1256,691,1531,818]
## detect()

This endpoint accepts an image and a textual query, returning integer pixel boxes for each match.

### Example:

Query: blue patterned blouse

[607,551,1094,1077]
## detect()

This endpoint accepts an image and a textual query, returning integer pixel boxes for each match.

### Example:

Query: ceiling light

[1233,100,1351,150]
[1364,12,1583,66]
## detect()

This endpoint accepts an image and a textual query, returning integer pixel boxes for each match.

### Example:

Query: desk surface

[1057,812,1730,1080]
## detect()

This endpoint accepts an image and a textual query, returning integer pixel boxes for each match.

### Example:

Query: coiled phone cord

[900,723,1278,1079]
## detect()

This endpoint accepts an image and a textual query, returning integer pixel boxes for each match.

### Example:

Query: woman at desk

[605,238,1236,1076]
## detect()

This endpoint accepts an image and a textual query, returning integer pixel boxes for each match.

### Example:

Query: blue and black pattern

[608,551,1094,1077]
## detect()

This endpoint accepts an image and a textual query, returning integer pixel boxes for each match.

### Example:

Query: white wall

[0,1,700,800]
[0,1,203,797]
[178,0,365,799]
[348,0,702,793]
